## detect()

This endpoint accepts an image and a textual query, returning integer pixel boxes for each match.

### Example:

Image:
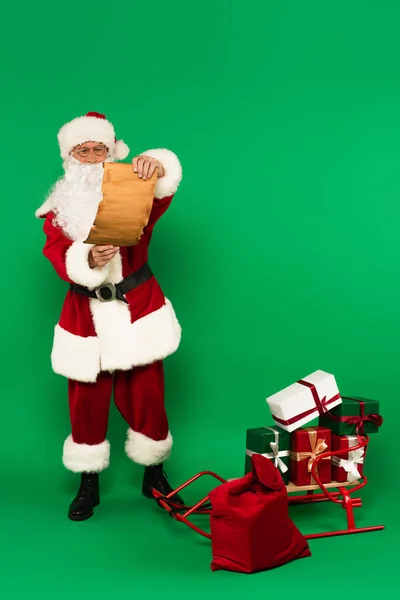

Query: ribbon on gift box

[290,428,330,483]
[332,439,364,483]
[337,397,383,434]
[246,427,289,474]
[273,379,341,428]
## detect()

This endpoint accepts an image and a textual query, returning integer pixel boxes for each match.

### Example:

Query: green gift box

[245,425,291,484]
[319,396,383,436]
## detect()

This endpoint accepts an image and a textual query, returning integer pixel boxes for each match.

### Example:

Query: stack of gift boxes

[245,370,383,486]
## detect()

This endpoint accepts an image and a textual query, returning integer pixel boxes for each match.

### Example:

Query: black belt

[69,262,153,304]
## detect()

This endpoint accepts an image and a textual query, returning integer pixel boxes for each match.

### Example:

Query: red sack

[209,454,311,573]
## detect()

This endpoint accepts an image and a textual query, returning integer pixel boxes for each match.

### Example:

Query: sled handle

[153,489,212,538]
[152,470,227,539]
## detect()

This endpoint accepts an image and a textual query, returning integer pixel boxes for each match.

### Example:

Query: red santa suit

[36,118,182,475]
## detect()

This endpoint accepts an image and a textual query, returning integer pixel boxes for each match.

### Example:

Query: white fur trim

[65,242,110,289]
[50,299,181,382]
[63,435,110,473]
[114,140,130,160]
[141,149,182,199]
[51,325,100,383]
[35,198,53,218]
[108,251,123,283]
[57,115,130,161]
[125,429,173,466]
[87,252,181,372]
[90,298,181,372]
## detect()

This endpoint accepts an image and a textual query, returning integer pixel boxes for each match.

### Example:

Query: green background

[0,0,397,596]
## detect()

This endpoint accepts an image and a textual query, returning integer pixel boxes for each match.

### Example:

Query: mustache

[63,154,114,171]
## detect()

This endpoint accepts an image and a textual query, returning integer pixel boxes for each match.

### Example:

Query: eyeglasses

[74,145,108,157]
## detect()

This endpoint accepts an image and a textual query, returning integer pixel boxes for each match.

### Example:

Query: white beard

[46,156,112,242]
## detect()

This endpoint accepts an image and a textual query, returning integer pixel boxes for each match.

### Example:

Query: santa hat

[57,111,130,161]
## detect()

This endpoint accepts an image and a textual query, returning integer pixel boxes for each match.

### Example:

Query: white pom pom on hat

[113,139,130,160]
[57,111,130,160]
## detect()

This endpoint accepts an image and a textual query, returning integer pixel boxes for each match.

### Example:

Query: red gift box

[289,426,332,486]
[331,434,365,483]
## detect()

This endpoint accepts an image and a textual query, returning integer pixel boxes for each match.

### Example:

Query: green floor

[1,420,396,599]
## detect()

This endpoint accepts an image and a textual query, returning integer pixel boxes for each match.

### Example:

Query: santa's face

[71,140,108,164]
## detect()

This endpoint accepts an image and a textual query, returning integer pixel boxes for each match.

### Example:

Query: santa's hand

[89,245,119,269]
[132,155,165,180]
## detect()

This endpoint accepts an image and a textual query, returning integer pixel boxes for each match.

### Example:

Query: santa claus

[36,111,184,520]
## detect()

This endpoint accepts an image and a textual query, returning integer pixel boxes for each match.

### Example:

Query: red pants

[62,361,173,473]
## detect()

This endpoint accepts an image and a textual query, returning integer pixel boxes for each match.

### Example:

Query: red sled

[152,434,384,571]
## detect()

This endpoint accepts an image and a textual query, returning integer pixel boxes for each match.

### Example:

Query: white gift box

[266,370,342,433]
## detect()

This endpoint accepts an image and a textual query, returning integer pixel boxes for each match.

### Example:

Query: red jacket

[36,149,182,383]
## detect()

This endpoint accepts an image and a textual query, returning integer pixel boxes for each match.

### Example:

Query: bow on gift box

[335,397,383,435]
[273,379,340,428]
[298,379,339,418]
[343,413,383,434]
[332,449,364,483]
[269,441,289,474]
[298,434,327,472]
[246,427,290,475]
[291,429,330,483]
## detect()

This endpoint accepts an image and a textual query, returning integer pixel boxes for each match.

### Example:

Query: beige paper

[84,162,157,246]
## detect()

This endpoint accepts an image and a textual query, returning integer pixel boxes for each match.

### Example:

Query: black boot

[68,472,100,521]
[142,464,185,506]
